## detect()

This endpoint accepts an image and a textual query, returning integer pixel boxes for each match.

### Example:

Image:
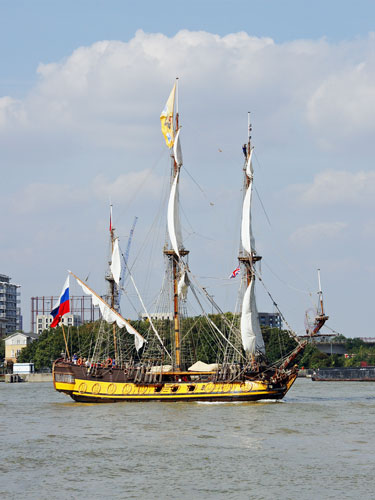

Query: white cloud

[307,59,375,149]
[292,170,375,205]
[8,169,164,215]
[2,30,375,338]
[290,221,347,246]
[1,30,374,156]
[91,169,164,203]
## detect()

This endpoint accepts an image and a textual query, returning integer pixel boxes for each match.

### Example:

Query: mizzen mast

[239,113,262,283]
[239,113,266,359]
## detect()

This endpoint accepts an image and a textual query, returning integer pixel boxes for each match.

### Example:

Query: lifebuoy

[122,383,133,395]
[77,358,83,366]
[107,383,116,395]
[78,383,87,393]
[105,357,112,368]
[92,383,101,394]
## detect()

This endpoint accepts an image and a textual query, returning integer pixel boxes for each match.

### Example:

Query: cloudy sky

[1,0,374,337]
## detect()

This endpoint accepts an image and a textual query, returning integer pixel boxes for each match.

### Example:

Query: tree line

[2,319,374,371]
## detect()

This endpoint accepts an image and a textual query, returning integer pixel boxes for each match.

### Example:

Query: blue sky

[1,0,374,337]
[1,0,374,95]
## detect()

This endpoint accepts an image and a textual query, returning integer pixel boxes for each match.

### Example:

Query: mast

[106,204,118,363]
[161,78,188,371]
[239,113,262,282]
[239,113,265,360]
[312,268,329,335]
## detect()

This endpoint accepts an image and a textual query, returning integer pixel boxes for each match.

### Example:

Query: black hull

[71,390,287,403]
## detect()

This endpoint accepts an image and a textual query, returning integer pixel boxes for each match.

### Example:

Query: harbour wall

[1,373,52,383]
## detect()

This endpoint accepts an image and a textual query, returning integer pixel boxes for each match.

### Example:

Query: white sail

[241,179,256,255]
[167,170,183,257]
[240,279,265,354]
[178,270,189,300]
[246,148,254,177]
[173,129,183,167]
[72,273,145,351]
[110,238,121,285]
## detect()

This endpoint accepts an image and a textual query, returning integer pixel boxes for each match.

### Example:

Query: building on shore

[0,274,22,336]
[4,332,38,363]
[258,312,282,329]
[140,312,174,321]
[36,313,82,334]
[31,295,100,333]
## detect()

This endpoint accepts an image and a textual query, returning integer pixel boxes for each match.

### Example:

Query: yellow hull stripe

[54,377,296,400]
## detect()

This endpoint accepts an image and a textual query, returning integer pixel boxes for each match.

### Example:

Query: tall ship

[53,82,321,403]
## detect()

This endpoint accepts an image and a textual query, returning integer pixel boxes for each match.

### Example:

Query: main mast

[161,79,188,371]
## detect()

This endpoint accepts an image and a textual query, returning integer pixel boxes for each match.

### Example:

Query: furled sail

[110,238,121,285]
[70,271,145,351]
[241,179,256,255]
[240,279,265,354]
[178,270,189,300]
[173,129,183,167]
[241,147,256,255]
[167,170,183,257]
[246,148,254,177]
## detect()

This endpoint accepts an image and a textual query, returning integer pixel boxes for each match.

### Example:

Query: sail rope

[183,165,215,207]
[188,278,246,360]
[253,269,300,343]
[121,257,172,360]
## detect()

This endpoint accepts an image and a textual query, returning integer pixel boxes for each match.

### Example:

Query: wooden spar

[68,270,146,344]
[173,255,181,370]
[61,322,70,359]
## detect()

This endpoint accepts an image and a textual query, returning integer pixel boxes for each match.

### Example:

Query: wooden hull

[53,361,297,403]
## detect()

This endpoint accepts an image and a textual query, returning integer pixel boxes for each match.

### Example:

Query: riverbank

[0,373,52,383]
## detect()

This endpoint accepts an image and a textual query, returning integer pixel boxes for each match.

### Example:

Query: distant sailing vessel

[53,82,325,403]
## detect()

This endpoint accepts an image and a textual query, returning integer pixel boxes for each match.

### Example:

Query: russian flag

[50,276,70,328]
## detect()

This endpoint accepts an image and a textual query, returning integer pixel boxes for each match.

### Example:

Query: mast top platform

[164,249,189,257]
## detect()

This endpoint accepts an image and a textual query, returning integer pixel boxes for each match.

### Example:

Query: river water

[1,378,374,499]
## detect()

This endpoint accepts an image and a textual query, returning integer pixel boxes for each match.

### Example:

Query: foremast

[106,205,120,363]
[161,80,188,371]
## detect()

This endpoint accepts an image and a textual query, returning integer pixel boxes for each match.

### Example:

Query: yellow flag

[160,83,176,148]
